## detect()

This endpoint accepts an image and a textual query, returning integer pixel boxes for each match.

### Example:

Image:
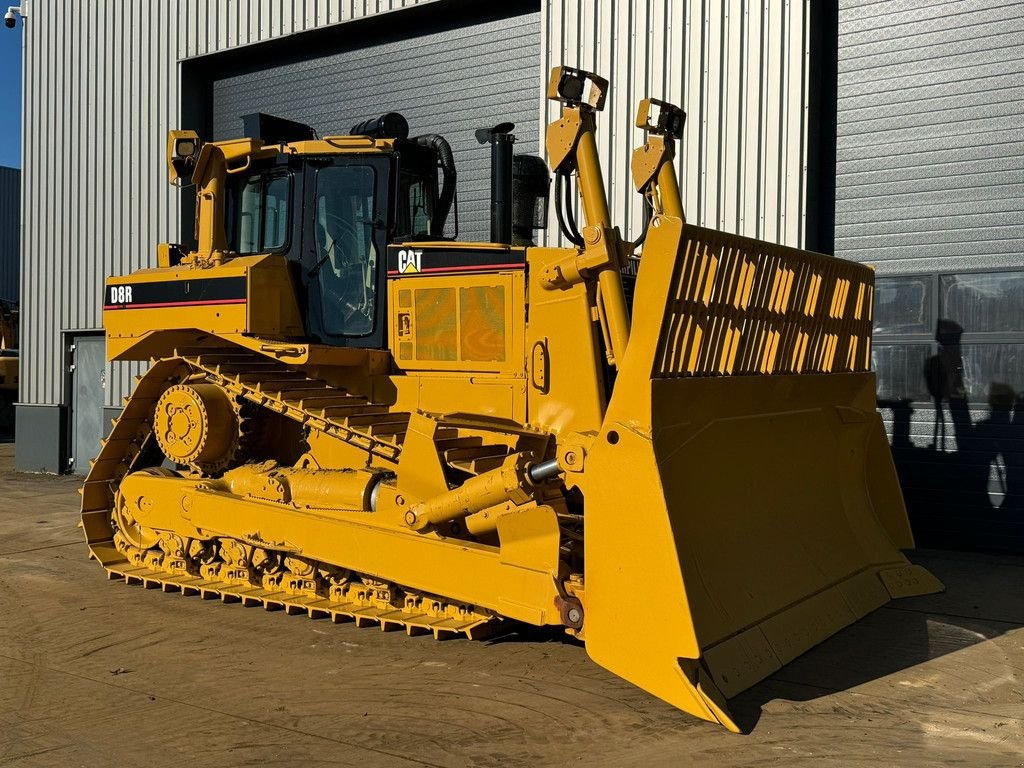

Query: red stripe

[103,298,248,310]
[387,263,524,276]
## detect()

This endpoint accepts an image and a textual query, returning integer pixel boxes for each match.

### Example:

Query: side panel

[104,255,303,361]
[247,253,305,339]
[525,247,606,437]
[389,270,525,375]
[401,375,525,425]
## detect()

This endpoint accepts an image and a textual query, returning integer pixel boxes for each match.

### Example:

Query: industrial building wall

[18,0,439,418]
[542,0,821,250]
[15,0,440,470]
[835,0,1024,551]
[0,166,18,304]
[18,0,817,472]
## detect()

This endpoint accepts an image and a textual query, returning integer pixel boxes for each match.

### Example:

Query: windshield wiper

[307,218,379,277]
[308,243,338,277]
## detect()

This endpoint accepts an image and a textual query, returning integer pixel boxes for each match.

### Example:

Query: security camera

[4,6,23,29]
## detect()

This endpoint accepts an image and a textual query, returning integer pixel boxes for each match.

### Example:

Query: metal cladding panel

[541,0,813,250]
[209,9,542,244]
[0,166,18,303]
[18,0,437,409]
[835,0,1024,275]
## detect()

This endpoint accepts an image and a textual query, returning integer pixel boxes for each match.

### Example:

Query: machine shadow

[879,317,1024,553]
[484,624,581,646]
[727,599,1010,731]
[483,588,1011,733]
[884,393,1024,554]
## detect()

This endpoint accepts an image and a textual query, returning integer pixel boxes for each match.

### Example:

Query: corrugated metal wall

[177,0,439,58]
[541,0,814,249]
[0,166,18,303]
[21,0,814,412]
[20,0,438,409]
[836,0,1024,552]
[835,0,1024,275]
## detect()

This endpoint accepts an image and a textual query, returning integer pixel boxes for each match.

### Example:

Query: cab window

[397,170,434,239]
[312,164,378,337]
[230,171,292,254]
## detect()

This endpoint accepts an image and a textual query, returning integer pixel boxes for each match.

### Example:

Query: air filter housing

[350,112,410,140]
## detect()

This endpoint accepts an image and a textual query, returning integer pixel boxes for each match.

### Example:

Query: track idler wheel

[110,468,173,555]
[153,383,239,472]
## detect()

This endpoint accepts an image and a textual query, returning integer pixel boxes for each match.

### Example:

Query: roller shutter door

[210,7,542,243]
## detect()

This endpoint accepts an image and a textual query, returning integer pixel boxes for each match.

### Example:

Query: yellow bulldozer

[0,299,17,431]
[83,67,942,731]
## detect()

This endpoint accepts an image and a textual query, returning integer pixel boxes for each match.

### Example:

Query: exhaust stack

[476,122,516,245]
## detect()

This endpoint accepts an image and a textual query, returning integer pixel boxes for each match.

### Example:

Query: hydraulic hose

[631,195,654,249]
[414,134,457,238]
[554,172,585,247]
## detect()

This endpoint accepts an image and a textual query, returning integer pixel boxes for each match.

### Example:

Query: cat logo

[397,249,423,274]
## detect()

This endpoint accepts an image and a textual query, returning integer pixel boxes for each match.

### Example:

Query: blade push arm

[631,98,686,221]
[541,67,632,368]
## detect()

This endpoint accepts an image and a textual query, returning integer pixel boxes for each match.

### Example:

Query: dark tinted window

[231,171,292,254]
[940,272,1024,334]
[874,276,932,336]
[957,343,1024,403]
[396,171,434,239]
[312,165,378,337]
[873,271,1024,405]
[873,343,933,402]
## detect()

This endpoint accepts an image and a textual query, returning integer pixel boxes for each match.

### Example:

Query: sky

[0,18,21,169]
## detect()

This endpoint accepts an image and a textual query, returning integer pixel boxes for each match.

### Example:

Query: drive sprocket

[152,382,241,473]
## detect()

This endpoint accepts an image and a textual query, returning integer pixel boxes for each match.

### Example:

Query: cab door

[300,156,392,349]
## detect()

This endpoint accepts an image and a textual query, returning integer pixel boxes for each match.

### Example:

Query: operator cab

[221,113,449,350]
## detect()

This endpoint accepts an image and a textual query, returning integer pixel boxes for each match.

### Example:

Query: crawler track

[81,350,497,639]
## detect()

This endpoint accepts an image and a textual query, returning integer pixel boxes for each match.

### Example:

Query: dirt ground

[0,441,1022,767]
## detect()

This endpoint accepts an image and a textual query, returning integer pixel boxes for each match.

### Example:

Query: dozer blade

[581,216,943,732]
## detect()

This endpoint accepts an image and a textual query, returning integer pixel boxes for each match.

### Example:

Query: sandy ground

[1,440,1022,767]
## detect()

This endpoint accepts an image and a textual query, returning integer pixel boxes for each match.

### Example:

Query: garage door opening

[182,1,541,245]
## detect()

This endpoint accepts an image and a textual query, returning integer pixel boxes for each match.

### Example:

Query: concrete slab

[1,442,1022,767]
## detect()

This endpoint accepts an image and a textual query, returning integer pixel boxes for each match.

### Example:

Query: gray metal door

[70,335,106,475]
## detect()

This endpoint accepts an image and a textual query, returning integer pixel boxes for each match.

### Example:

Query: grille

[459,286,506,362]
[414,287,457,361]
[654,226,874,378]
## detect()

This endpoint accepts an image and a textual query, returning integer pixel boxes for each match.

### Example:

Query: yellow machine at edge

[83,67,942,732]
[0,299,17,430]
